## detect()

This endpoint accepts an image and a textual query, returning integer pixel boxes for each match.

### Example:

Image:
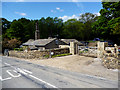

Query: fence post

[114,44,118,58]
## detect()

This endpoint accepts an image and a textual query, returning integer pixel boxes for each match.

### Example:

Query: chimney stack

[35,21,40,40]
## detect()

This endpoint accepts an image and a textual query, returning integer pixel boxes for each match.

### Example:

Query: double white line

[3,62,58,88]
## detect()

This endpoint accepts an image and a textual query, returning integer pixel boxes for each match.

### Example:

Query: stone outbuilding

[22,38,67,50]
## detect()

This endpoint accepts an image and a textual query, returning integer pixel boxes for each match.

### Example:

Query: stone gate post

[97,41,106,58]
[114,44,119,58]
[70,42,78,55]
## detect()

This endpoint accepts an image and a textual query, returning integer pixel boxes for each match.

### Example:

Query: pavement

[0,56,118,89]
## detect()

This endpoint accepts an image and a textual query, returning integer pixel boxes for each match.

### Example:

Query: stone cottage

[22,38,67,50]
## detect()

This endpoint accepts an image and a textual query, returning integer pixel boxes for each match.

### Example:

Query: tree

[63,19,84,40]
[79,13,98,40]
[23,20,35,41]
[79,13,98,23]
[38,17,63,39]
[39,17,49,38]
[6,20,24,41]
[1,18,11,38]
[53,17,63,38]
[92,1,120,44]
[46,17,55,37]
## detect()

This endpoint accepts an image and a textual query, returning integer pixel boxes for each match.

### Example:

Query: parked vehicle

[80,41,89,46]
[106,41,114,47]
[93,38,100,41]
[100,40,114,47]
[118,47,120,52]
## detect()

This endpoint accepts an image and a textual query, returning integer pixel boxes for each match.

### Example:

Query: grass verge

[52,53,72,58]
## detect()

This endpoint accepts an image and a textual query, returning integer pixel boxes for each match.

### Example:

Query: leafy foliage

[1,1,120,51]
[92,2,120,44]
[2,38,21,50]
[62,19,85,40]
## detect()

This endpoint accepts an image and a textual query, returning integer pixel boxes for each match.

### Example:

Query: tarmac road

[0,56,118,89]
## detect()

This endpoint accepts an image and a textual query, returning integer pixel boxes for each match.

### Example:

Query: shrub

[3,38,21,50]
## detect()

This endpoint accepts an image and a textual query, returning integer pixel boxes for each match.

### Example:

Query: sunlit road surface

[0,56,118,88]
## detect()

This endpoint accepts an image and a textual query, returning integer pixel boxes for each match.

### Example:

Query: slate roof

[23,38,83,46]
[61,39,83,45]
[23,38,56,46]
[33,38,56,46]
[61,39,79,44]
[22,39,34,46]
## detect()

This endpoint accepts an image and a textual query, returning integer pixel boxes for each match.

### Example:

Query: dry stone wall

[9,48,69,59]
[102,57,120,69]
[97,42,120,69]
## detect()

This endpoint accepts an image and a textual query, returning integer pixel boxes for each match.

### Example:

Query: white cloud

[94,12,100,16]
[59,14,80,22]
[51,10,54,12]
[20,13,26,16]
[56,7,64,12]
[95,12,100,16]
[15,12,27,16]
[56,7,60,10]
[51,10,56,13]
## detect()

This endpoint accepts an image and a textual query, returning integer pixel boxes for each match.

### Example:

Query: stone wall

[102,57,120,69]
[9,48,69,59]
[97,42,120,69]
[50,48,69,55]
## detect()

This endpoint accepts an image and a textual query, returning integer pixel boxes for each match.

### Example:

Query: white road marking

[80,73,107,80]
[0,76,12,81]
[22,69,32,74]
[6,70,21,78]
[16,68,28,75]
[4,62,11,66]
[4,62,17,70]
[29,74,58,88]
[3,62,58,88]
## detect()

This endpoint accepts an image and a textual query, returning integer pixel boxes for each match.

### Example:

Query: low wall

[102,57,120,69]
[9,48,69,59]
[50,48,69,55]
[59,45,70,48]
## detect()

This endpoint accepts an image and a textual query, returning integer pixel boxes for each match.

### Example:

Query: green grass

[79,51,84,53]
[79,49,88,54]
[52,53,72,58]
[14,48,23,51]
[43,55,49,58]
